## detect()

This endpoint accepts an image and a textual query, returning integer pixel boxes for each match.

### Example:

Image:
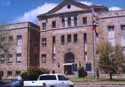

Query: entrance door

[64,52,75,75]
[64,64,73,75]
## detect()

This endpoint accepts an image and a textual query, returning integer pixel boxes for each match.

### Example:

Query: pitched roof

[37,0,108,19]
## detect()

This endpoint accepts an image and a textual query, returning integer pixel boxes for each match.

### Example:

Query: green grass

[71,77,125,83]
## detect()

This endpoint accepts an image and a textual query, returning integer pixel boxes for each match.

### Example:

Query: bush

[78,67,87,78]
[21,68,49,80]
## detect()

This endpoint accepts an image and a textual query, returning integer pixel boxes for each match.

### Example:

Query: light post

[91,7,98,79]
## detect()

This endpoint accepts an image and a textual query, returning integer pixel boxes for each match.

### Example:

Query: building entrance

[64,52,76,75]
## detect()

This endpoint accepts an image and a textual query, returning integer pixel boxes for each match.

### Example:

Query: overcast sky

[0,0,124,24]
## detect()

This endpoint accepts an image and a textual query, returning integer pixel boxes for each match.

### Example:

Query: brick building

[37,0,125,76]
[0,22,40,79]
[0,0,125,79]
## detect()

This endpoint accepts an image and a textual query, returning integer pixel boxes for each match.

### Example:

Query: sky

[0,0,125,24]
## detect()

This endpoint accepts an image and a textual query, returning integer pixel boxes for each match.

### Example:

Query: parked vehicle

[24,74,74,87]
[0,81,6,87]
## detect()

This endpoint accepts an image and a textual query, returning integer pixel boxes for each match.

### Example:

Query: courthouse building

[1,0,125,79]
[0,22,40,79]
[37,0,125,75]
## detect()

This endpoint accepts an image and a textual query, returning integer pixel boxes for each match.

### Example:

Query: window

[17,35,23,46]
[41,38,47,47]
[85,63,92,71]
[83,33,87,43]
[1,37,5,41]
[39,75,56,80]
[9,36,13,41]
[121,25,125,47]
[0,71,3,76]
[52,21,56,28]
[58,75,68,80]
[74,34,78,43]
[17,35,22,40]
[42,22,46,30]
[62,17,65,27]
[67,5,71,9]
[16,71,21,75]
[108,25,115,46]
[52,36,56,44]
[82,17,87,24]
[0,54,5,64]
[68,17,71,26]
[121,25,125,30]
[61,35,65,45]
[67,34,71,43]
[7,54,13,63]
[16,53,22,63]
[7,71,12,76]
[108,26,114,31]
[74,16,77,26]
[41,54,46,63]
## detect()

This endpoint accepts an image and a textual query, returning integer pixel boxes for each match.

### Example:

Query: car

[24,74,74,87]
[0,81,6,87]
[10,79,23,87]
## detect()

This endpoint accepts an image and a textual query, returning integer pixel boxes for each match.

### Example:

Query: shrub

[21,68,49,80]
[78,67,87,78]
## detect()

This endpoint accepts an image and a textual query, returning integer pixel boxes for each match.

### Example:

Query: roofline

[37,0,108,19]
[0,21,40,29]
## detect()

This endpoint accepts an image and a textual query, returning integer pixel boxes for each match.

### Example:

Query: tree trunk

[109,73,113,80]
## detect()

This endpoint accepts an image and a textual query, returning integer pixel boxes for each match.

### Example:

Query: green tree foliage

[98,41,125,80]
[21,68,49,80]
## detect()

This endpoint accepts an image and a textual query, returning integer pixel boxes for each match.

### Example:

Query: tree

[98,41,125,80]
[21,68,49,80]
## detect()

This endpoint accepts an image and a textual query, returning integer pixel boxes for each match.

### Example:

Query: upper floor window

[82,17,87,24]
[108,26,114,31]
[42,22,46,30]
[16,53,22,63]
[52,36,56,44]
[41,38,47,47]
[67,34,71,43]
[68,17,71,26]
[17,35,23,46]
[52,21,56,28]
[62,17,65,27]
[74,34,78,43]
[17,35,22,40]
[0,54,5,64]
[121,25,125,30]
[1,37,5,41]
[84,33,87,44]
[108,25,115,46]
[74,16,77,26]
[9,36,13,41]
[7,54,13,63]
[61,35,65,45]
[121,25,125,47]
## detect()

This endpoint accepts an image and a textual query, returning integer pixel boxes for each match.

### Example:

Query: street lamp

[91,7,98,79]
